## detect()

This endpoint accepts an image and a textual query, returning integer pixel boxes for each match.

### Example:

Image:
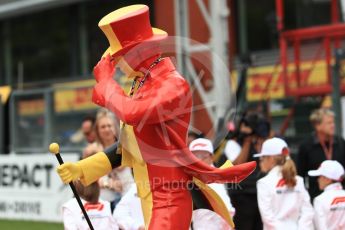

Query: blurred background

[0,0,345,228]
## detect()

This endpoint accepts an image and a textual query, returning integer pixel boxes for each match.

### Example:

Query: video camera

[227,113,270,140]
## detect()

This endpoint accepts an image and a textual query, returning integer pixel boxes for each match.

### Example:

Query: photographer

[228,112,271,230]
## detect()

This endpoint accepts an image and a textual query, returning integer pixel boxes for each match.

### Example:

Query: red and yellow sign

[18,99,45,116]
[53,79,98,113]
[234,59,345,101]
[17,77,132,116]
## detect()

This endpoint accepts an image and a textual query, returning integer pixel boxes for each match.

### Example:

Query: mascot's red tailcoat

[79,57,256,229]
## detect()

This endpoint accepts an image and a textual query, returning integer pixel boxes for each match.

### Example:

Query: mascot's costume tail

[57,4,256,230]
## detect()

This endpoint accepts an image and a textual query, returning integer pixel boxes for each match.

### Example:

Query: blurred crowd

[62,107,345,230]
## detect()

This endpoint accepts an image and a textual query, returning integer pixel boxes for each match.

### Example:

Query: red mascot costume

[57,5,256,229]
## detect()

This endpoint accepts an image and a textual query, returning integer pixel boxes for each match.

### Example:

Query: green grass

[0,219,63,230]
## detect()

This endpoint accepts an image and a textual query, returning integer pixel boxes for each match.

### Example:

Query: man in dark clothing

[297,108,345,200]
[228,113,270,230]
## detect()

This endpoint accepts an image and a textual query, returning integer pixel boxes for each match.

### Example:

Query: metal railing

[0,95,3,153]
[9,85,97,154]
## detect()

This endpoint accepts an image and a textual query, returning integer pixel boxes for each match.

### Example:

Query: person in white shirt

[62,181,118,230]
[113,183,145,230]
[255,137,314,230]
[189,138,235,230]
[308,160,345,230]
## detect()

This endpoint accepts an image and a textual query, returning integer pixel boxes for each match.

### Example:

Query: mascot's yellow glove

[57,162,83,184]
[56,152,112,186]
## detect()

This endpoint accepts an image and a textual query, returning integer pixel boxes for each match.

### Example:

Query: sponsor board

[0,153,79,222]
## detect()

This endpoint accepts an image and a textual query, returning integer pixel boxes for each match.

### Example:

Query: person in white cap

[189,138,235,230]
[255,137,314,230]
[308,160,345,230]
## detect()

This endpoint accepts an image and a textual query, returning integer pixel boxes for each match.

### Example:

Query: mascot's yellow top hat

[99,4,168,57]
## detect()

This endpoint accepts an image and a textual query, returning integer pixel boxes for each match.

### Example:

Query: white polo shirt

[192,182,235,230]
[314,182,345,230]
[257,166,314,230]
[113,183,145,230]
[62,198,118,230]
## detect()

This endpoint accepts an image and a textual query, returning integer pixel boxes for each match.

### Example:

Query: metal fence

[0,95,3,153]
[9,85,98,154]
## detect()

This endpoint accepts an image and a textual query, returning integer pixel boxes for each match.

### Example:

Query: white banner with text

[0,153,79,222]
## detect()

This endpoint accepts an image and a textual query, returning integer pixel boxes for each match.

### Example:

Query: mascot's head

[98,5,168,78]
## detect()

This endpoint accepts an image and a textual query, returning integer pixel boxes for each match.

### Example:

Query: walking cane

[49,143,94,230]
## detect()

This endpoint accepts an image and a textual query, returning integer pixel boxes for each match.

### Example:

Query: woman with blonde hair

[83,108,133,212]
[255,137,314,230]
[83,108,118,158]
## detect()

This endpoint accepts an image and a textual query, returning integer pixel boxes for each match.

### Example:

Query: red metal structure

[276,0,345,97]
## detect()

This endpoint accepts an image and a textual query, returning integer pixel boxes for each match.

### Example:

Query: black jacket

[297,134,345,200]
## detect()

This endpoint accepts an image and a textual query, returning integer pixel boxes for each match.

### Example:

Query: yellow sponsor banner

[53,79,95,88]
[18,99,45,116]
[53,79,98,113]
[0,85,11,104]
[53,77,131,113]
[18,75,144,115]
[17,77,132,115]
[54,87,98,113]
[241,60,342,101]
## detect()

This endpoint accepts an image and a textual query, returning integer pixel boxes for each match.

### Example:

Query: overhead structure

[275,0,345,135]
[276,0,345,97]
[0,0,90,19]
[174,0,232,136]
[342,0,345,21]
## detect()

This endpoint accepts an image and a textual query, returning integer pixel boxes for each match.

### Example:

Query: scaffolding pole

[174,0,232,135]
[332,48,344,138]
[0,95,3,153]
